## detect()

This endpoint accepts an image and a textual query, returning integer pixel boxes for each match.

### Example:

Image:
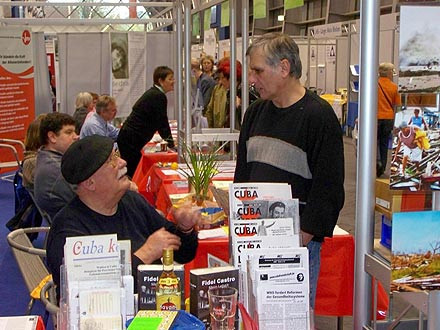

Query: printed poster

[0,27,35,148]
[392,211,440,292]
[399,6,440,93]
[390,106,440,191]
[111,32,146,118]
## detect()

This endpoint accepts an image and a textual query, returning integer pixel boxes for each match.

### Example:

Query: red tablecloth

[132,148,178,186]
[183,234,354,317]
[140,164,356,317]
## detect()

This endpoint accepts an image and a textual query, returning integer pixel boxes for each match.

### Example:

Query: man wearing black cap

[46,135,199,294]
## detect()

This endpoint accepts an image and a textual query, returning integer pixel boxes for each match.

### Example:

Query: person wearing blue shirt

[80,95,120,140]
[408,108,428,130]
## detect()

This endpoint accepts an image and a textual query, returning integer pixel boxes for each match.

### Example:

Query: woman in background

[22,114,47,193]
[201,55,215,77]
[117,66,175,177]
[73,92,95,134]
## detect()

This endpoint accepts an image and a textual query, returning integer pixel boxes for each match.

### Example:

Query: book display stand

[228,182,311,329]
[57,234,135,330]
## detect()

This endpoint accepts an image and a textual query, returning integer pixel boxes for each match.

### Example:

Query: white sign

[311,22,343,39]
[326,45,336,62]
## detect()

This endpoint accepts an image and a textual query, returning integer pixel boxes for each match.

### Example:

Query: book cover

[137,264,185,310]
[189,266,239,328]
[128,310,178,330]
[231,236,298,267]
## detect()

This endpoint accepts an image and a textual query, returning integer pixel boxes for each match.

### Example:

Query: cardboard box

[375,178,432,219]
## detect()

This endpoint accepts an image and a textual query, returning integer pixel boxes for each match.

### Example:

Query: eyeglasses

[106,149,121,168]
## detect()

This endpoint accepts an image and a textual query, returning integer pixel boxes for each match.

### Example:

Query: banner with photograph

[392,211,440,292]
[0,27,35,163]
[399,6,440,93]
[390,106,440,191]
[111,32,146,119]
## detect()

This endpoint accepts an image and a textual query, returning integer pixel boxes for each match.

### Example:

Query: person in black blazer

[117,66,175,177]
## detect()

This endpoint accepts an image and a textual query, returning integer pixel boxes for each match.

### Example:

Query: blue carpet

[0,173,54,329]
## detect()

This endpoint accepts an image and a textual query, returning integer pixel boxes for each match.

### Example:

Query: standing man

[117,66,176,177]
[377,62,401,177]
[34,112,79,220]
[234,32,344,309]
[80,95,120,140]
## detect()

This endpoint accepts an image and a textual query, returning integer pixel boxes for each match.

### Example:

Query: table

[132,147,177,187]
[183,234,355,317]
[137,163,361,317]
[138,163,235,209]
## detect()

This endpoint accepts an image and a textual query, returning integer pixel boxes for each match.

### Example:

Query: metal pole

[230,0,236,131]
[428,291,440,329]
[184,0,192,147]
[229,0,237,159]
[353,1,380,329]
[241,0,249,118]
[175,0,183,158]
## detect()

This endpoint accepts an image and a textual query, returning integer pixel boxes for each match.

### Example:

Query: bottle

[156,248,181,311]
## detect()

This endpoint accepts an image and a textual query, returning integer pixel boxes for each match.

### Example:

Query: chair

[0,138,25,182]
[40,280,59,327]
[7,227,52,314]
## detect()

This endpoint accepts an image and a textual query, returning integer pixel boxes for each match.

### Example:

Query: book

[128,310,178,330]
[228,183,301,267]
[137,264,185,310]
[231,236,298,267]
[189,265,239,329]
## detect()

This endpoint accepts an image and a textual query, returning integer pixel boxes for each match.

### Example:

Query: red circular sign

[22,30,31,45]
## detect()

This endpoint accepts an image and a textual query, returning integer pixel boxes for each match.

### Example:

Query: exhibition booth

[2,0,440,329]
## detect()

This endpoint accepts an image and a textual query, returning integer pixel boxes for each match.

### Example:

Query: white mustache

[118,167,127,179]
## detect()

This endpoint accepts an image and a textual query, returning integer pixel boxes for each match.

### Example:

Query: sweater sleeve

[300,107,345,238]
[234,103,254,183]
[155,94,174,148]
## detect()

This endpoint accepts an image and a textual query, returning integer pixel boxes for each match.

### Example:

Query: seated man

[34,113,79,220]
[46,135,199,294]
[80,95,119,140]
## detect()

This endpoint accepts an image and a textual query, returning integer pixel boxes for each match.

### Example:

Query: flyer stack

[229,183,310,330]
[60,234,135,330]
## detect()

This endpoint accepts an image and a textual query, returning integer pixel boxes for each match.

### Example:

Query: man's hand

[172,203,201,233]
[134,228,181,264]
[301,230,314,246]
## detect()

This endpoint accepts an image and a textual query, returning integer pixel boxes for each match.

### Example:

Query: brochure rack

[57,235,135,330]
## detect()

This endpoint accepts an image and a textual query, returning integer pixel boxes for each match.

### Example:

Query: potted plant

[179,142,224,206]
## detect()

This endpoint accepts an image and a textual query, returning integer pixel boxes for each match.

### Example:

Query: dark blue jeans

[377,119,394,175]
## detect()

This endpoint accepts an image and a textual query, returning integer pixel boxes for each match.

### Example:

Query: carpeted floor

[0,172,54,329]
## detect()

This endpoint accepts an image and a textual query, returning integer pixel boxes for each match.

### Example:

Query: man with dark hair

[268,201,286,218]
[234,32,344,309]
[80,95,119,140]
[117,66,175,177]
[47,135,198,296]
[34,112,79,220]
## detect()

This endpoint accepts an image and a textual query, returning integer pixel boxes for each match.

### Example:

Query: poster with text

[0,27,35,164]
[399,6,440,93]
[0,28,35,136]
[391,211,440,292]
[390,107,440,191]
[111,32,146,119]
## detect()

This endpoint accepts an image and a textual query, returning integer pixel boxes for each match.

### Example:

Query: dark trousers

[117,129,143,178]
[377,119,394,175]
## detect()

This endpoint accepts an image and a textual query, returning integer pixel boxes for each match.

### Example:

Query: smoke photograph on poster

[390,107,440,191]
[391,211,440,292]
[398,6,440,93]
